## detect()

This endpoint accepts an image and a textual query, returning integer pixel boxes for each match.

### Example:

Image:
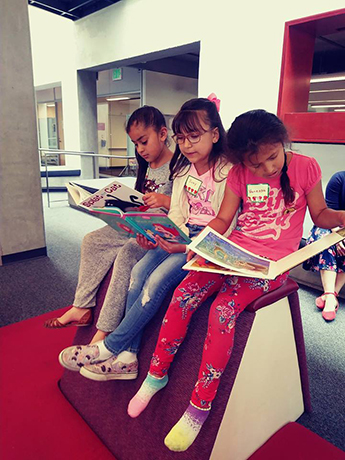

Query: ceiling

[28,0,121,20]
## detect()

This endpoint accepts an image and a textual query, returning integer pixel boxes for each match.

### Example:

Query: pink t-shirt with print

[227,152,322,260]
[186,164,216,227]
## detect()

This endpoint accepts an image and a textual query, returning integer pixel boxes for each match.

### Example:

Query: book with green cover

[90,208,191,245]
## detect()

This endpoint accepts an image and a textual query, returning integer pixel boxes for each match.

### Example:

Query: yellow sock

[164,403,210,452]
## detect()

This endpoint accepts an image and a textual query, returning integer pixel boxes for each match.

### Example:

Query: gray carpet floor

[0,191,344,452]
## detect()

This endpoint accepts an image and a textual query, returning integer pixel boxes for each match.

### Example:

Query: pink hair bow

[207,93,220,112]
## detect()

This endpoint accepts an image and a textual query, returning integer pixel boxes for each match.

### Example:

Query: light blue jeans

[104,224,203,355]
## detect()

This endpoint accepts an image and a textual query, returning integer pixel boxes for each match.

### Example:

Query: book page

[79,180,145,211]
[272,227,345,277]
[188,227,271,276]
[66,182,93,207]
[185,227,345,280]
[183,256,271,278]
[126,214,191,244]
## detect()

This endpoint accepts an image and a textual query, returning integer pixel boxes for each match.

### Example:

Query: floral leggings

[149,270,288,409]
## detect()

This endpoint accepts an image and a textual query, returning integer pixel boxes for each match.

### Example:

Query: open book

[67,179,188,244]
[183,226,345,280]
[66,180,146,212]
[90,208,191,245]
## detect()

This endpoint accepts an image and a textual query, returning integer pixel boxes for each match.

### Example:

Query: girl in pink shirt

[128,110,345,452]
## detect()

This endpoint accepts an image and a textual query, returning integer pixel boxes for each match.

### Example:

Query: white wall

[28,7,76,87]
[292,143,345,237]
[292,143,345,184]
[29,6,80,157]
[71,0,345,127]
[28,0,345,171]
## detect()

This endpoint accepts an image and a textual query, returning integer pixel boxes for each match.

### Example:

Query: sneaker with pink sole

[80,356,138,381]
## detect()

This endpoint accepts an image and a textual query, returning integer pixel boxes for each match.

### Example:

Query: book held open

[66,179,190,245]
[67,179,145,212]
[90,208,191,244]
[183,226,345,279]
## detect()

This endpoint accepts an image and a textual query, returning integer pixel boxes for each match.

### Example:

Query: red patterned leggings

[149,270,288,409]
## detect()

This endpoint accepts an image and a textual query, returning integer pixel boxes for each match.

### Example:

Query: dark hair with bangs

[126,106,167,192]
[170,98,228,180]
[226,109,294,205]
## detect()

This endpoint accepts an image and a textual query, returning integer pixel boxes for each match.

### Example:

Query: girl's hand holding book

[186,250,196,262]
[143,192,170,209]
[136,233,158,250]
[155,236,186,254]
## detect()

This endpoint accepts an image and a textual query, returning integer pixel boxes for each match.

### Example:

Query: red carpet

[0,308,115,460]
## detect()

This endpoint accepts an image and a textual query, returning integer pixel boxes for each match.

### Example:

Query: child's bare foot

[44,306,93,328]
[90,330,109,344]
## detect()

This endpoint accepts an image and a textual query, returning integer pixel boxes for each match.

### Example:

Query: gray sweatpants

[73,225,147,332]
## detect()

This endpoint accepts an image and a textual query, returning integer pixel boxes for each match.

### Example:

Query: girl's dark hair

[170,98,228,180]
[226,109,294,205]
[126,105,167,192]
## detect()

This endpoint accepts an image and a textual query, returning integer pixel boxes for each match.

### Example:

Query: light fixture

[106,96,130,101]
[310,76,345,83]
[310,104,345,108]
[334,109,345,112]
[308,100,345,104]
[310,89,345,93]
[46,103,55,107]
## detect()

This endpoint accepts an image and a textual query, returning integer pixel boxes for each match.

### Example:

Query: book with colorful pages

[90,208,191,245]
[183,226,345,279]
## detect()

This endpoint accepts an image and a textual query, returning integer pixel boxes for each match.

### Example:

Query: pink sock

[128,373,168,418]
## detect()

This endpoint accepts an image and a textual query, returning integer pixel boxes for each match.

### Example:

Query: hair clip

[207,93,220,112]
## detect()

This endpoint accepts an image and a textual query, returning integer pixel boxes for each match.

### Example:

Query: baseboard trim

[2,247,47,264]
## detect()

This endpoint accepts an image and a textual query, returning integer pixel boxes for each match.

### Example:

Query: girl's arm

[143,192,171,210]
[307,181,345,228]
[207,186,241,234]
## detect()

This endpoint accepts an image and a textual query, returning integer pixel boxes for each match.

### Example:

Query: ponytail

[134,154,149,193]
[280,153,295,205]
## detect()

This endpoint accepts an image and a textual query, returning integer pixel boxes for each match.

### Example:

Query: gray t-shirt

[143,161,173,212]
[143,161,173,197]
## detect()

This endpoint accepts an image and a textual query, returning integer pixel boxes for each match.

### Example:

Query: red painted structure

[278,9,345,144]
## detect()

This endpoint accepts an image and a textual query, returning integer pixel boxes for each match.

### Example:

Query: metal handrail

[39,149,137,207]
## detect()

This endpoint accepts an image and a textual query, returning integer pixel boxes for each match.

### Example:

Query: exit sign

[112,68,122,81]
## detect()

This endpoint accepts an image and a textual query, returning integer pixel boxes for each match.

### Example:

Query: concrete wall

[0,0,46,260]
[97,67,141,97]
[144,71,198,115]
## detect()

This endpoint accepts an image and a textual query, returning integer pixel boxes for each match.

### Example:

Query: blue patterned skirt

[302,226,345,272]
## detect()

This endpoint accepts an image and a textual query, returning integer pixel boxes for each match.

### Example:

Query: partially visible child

[303,170,345,321]
[44,106,173,343]
[58,97,236,379]
[128,110,345,452]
